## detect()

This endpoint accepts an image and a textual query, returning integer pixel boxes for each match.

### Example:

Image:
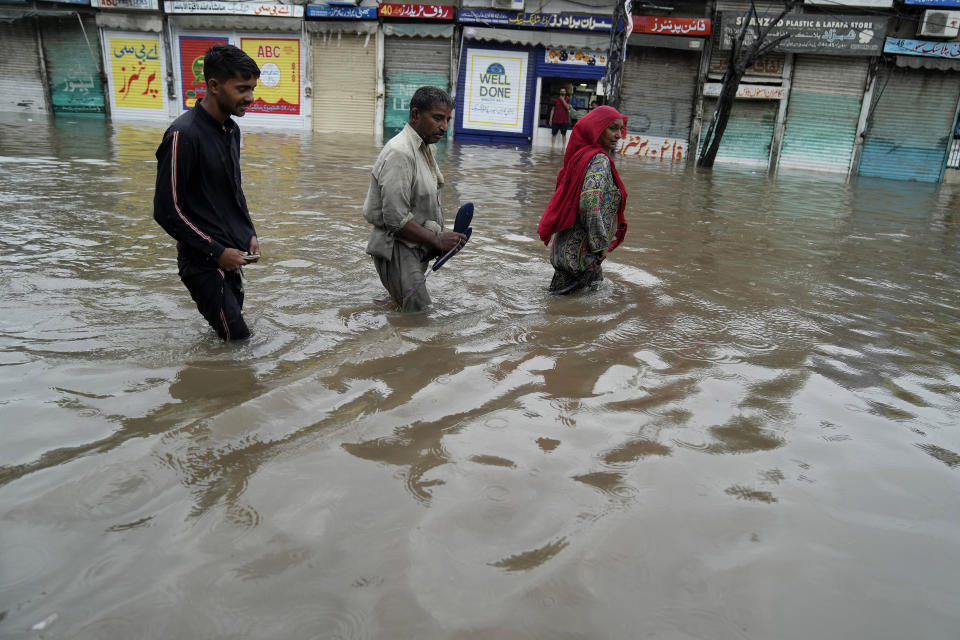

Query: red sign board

[179,35,228,109]
[377,3,453,20]
[632,16,711,37]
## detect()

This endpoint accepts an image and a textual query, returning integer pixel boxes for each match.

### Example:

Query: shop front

[773,14,887,175]
[37,0,106,114]
[701,43,785,167]
[305,5,378,136]
[165,0,306,129]
[379,3,455,140]
[620,16,709,162]
[454,8,611,145]
[858,38,960,182]
[0,1,50,113]
[95,0,169,120]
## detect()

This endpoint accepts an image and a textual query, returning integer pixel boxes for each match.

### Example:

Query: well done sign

[463,49,528,133]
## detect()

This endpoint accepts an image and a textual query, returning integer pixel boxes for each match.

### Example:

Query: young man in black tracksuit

[153,44,261,341]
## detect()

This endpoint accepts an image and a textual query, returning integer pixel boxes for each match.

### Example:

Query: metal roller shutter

[383,35,450,139]
[701,97,777,166]
[311,31,377,134]
[40,16,105,114]
[0,22,47,113]
[620,46,699,142]
[858,68,960,182]
[779,55,867,173]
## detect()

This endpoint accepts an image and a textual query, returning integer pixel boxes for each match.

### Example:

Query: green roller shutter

[779,55,867,174]
[858,67,960,182]
[40,15,106,114]
[383,34,450,140]
[701,97,777,167]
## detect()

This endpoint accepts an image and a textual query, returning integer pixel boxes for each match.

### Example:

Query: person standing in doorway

[363,86,468,312]
[549,86,573,149]
[153,44,261,341]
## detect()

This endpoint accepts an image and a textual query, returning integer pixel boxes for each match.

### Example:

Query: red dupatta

[536,105,629,249]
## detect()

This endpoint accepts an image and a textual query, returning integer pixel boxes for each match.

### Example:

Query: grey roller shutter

[0,22,47,113]
[311,31,377,135]
[40,16,105,114]
[383,35,450,139]
[620,46,699,142]
[701,97,777,167]
[779,55,868,173]
[859,67,960,182]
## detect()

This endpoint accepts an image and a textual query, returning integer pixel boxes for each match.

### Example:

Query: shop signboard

[703,82,784,99]
[904,0,960,5]
[179,35,228,109]
[884,37,960,58]
[306,5,377,19]
[806,0,893,5]
[48,0,91,5]
[163,1,303,16]
[719,13,887,55]
[457,9,612,32]
[710,54,784,79]
[378,3,453,20]
[463,48,528,133]
[543,47,606,67]
[91,0,159,9]
[107,34,164,110]
[240,37,300,114]
[632,16,710,36]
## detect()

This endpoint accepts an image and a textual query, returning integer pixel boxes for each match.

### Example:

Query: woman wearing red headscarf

[537,105,628,294]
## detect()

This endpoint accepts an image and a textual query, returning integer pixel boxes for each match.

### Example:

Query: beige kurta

[362,124,445,311]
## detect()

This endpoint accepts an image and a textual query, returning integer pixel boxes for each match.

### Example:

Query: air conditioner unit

[491,0,524,11]
[918,10,960,38]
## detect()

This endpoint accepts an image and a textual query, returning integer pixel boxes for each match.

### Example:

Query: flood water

[2,112,959,639]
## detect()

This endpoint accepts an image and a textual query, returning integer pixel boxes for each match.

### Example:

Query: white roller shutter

[311,31,377,135]
[0,22,47,113]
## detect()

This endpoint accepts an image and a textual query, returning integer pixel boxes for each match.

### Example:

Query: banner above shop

[163,1,303,16]
[306,5,377,19]
[884,37,960,58]
[92,0,159,10]
[378,3,453,20]
[719,13,887,55]
[703,82,784,99]
[457,8,612,32]
[806,0,892,5]
[632,16,710,36]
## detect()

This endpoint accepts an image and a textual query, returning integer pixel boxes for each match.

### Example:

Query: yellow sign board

[108,36,164,110]
[241,38,300,115]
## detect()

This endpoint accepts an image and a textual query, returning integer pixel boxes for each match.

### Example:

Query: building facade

[2,0,960,181]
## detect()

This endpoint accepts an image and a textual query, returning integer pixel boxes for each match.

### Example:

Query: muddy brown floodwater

[1,113,959,639]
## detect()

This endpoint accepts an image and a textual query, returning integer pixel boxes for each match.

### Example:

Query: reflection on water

[1,112,960,639]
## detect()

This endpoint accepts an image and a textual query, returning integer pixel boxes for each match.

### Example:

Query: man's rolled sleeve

[377,150,415,234]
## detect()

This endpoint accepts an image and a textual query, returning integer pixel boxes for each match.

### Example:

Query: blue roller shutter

[858,67,960,182]
[779,55,867,174]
